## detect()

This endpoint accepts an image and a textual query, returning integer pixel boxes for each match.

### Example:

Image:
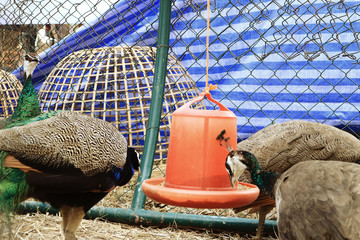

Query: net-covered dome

[0,70,22,118]
[39,46,204,161]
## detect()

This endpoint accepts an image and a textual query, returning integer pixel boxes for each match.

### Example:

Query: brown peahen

[222,120,360,239]
[1,111,141,240]
[229,151,360,240]
[0,55,141,240]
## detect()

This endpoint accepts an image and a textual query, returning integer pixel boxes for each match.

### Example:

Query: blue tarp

[12,0,360,139]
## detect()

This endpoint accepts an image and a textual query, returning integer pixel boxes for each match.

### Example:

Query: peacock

[0,53,42,216]
[219,120,360,239]
[0,54,40,131]
[1,111,140,239]
[228,151,360,240]
[0,55,141,240]
[6,54,41,126]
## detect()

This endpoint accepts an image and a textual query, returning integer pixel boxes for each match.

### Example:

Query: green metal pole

[19,201,277,234]
[131,0,172,210]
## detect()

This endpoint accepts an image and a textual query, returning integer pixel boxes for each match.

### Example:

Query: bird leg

[61,206,85,240]
[60,205,72,234]
[254,205,274,240]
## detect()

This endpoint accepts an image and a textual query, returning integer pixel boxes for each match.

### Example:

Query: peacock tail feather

[0,151,29,213]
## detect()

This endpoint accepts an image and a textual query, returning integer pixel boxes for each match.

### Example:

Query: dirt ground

[1,212,276,240]
[0,167,277,239]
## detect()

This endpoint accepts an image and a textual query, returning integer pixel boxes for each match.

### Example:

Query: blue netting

[11,0,360,139]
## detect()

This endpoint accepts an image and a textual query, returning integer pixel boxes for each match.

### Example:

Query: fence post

[131,0,172,211]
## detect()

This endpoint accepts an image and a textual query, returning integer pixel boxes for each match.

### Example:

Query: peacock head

[225,150,263,188]
[225,150,248,188]
[216,129,247,188]
[24,54,39,78]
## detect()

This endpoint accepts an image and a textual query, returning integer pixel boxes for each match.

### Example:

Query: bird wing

[0,111,127,176]
[4,155,40,173]
[275,160,360,240]
[238,120,360,174]
[25,170,117,193]
[3,155,116,193]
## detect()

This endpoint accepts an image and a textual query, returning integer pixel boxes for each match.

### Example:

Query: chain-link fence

[1,0,360,231]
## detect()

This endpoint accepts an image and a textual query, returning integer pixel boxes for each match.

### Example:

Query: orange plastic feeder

[142,92,259,208]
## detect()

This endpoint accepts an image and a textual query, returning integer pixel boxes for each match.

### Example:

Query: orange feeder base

[142,178,259,209]
[142,92,259,208]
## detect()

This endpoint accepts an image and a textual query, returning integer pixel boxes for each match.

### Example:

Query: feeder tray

[142,92,259,208]
[142,178,259,209]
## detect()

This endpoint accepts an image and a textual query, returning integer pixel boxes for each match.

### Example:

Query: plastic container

[164,92,237,190]
[142,92,259,208]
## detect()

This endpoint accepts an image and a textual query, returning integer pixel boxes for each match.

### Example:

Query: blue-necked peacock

[0,54,42,216]
[0,55,141,240]
[6,54,41,125]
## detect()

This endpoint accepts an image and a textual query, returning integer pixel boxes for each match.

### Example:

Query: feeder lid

[174,91,235,117]
[142,178,259,209]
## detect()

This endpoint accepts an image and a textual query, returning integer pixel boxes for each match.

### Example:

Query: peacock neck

[9,74,41,124]
[245,152,279,199]
[253,171,279,199]
[111,159,135,186]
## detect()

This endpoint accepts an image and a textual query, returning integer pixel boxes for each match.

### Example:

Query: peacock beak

[229,176,235,188]
[225,156,236,189]
[138,166,142,177]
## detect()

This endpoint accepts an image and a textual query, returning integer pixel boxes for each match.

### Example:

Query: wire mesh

[1,0,360,228]
[39,45,204,161]
[0,70,22,118]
